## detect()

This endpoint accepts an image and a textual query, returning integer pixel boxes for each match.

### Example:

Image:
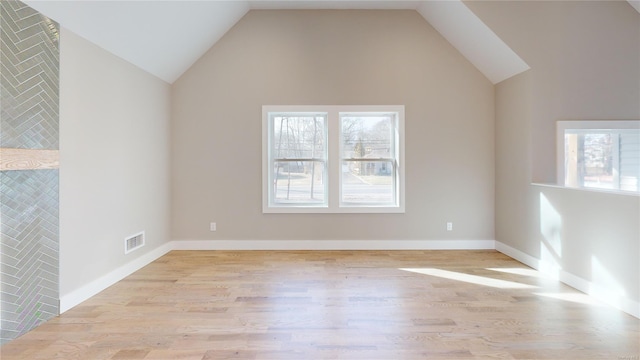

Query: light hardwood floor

[1,250,638,359]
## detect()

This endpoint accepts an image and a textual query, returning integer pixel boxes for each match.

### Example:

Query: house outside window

[263,105,405,213]
[557,120,640,193]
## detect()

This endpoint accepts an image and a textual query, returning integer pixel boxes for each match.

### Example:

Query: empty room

[1,0,639,359]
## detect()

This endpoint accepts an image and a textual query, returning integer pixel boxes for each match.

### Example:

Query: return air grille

[124,231,145,254]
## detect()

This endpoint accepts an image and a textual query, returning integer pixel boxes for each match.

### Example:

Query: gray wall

[0,0,60,344]
[59,29,171,299]
[468,1,640,312]
[171,10,495,243]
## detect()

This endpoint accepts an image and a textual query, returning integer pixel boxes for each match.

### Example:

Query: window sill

[531,183,640,197]
[263,206,406,214]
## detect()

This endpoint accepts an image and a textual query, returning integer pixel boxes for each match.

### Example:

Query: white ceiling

[417,1,528,87]
[24,1,446,84]
[24,1,250,83]
[28,0,610,84]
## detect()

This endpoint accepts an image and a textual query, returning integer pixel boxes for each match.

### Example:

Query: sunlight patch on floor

[400,268,537,289]
[487,267,542,278]
[534,292,603,306]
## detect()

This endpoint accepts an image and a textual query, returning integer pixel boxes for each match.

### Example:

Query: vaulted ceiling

[22,0,639,84]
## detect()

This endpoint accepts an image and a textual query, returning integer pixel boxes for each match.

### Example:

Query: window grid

[263,105,405,213]
[339,112,399,207]
[268,113,328,207]
[557,120,640,194]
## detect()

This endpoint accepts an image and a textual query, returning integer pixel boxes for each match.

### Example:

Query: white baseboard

[496,241,639,319]
[171,239,496,251]
[59,242,173,313]
[495,241,540,269]
[58,239,492,313]
[59,239,638,320]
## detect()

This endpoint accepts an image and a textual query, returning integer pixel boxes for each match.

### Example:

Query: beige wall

[467,0,640,183]
[494,71,535,255]
[171,10,495,242]
[469,1,640,311]
[55,3,639,315]
[59,29,171,296]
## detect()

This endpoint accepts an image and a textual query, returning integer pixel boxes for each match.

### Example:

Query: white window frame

[264,110,329,209]
[556,120,640,194]
[263,105,405,213]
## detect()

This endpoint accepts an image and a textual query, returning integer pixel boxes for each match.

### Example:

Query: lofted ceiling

[21,0,637,85]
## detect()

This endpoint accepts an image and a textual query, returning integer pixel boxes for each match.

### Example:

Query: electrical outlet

[446,222,453,231]
[210,222,216,231]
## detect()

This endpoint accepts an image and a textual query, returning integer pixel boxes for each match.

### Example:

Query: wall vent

[124,231,145,254]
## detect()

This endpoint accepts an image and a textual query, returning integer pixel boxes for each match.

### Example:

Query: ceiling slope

[418,1,529,84]
[23,0,534,84]
[24,0,250,83]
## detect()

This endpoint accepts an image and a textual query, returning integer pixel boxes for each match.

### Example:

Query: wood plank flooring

[1,250,638,359]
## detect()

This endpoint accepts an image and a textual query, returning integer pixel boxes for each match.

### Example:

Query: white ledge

[531,183,640,197]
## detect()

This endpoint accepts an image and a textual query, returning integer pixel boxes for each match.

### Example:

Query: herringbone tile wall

[0,0,60,345]
[0,0,59,149]
[0,170,59,344]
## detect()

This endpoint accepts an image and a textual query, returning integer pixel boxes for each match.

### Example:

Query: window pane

[273,161,325,204]
[341,115,392,159]
[341,160,394,204]
[263,105,404,212]
[565,132,615,190]
[272,115,325,159]
[582,133,614,189]
[620,131,640,192]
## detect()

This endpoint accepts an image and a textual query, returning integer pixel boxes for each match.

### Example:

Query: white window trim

[263,105,405,213]
[265,110,329,209]
[556,120,640,194]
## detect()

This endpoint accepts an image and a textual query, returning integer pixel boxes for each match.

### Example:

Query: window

[267,112,328,206]
[557,120,640,193]
[263,105,405,213]
[340,112,397,206]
